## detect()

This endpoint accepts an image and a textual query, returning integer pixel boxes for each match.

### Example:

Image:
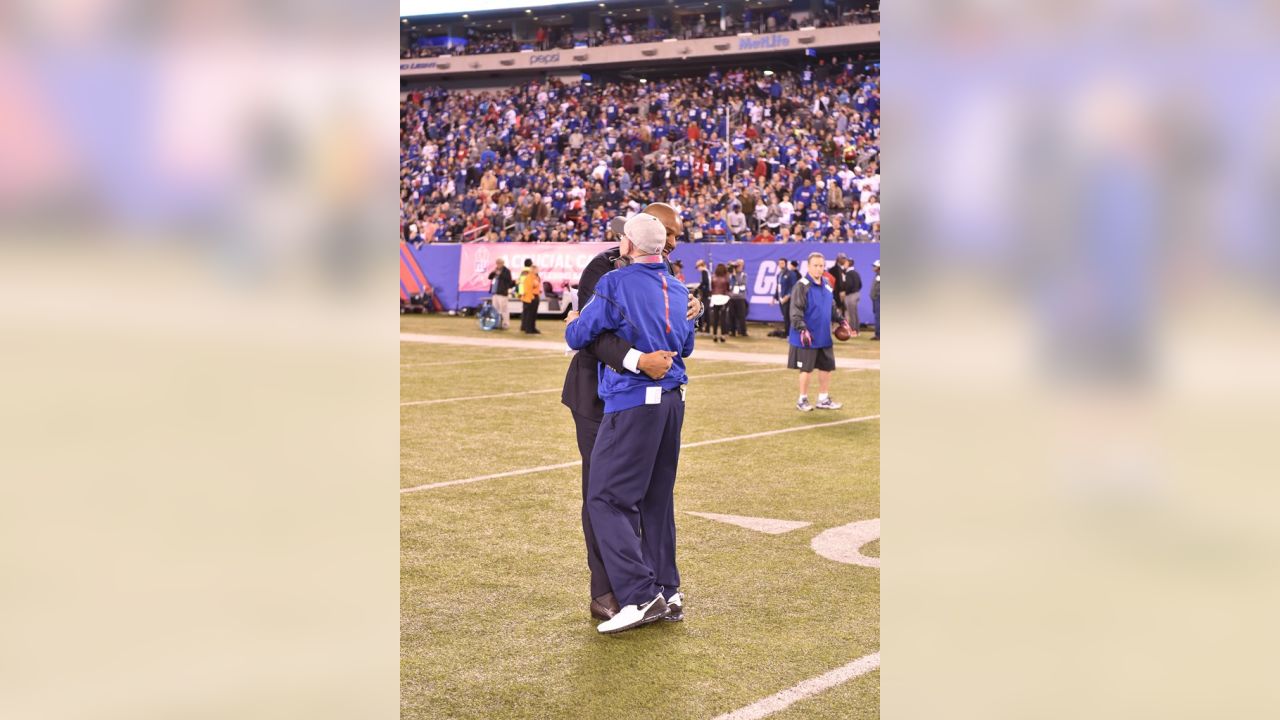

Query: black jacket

[842,268,862,295]
[487,266,514,295]
[829,264,846,301]
[561,248,634,421]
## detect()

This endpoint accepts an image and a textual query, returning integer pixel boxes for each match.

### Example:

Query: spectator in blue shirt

[772,257,800,338]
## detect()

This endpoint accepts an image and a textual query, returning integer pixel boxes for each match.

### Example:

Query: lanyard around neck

[627,256,672,334]
[661,273,671,334]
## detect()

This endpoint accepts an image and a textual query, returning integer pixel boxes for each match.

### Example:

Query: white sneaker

[797,398,814,412]
[597,593,668,634]
[663,592,684,622]
[815,397,843,410]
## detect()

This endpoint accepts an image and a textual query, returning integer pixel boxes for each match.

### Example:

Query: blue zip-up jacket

[788,273,845,348]
[775,268,798,303]
[564,262,695,413]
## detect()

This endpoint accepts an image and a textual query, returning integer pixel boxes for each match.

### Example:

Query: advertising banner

[457,242,613,293]
[408,242,879,319]
[668,243,880,323]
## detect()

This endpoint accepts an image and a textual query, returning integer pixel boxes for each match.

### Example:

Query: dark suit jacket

[843,268,863,295]
[829,264,846,301]
[561,248,634,421]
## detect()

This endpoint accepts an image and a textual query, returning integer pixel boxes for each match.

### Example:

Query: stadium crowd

[401,1,879,59]
[400,56,880,245]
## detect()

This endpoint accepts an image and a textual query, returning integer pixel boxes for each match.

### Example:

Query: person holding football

[789,252,853,412]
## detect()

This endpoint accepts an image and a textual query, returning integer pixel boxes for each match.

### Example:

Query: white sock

[818,393,829,402]
[798,394,808,403]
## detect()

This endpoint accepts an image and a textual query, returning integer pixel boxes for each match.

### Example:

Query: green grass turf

[401,314,883,360]
[401,327,880,719]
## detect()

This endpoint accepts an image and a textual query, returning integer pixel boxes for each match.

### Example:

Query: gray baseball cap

[623,214,667,254]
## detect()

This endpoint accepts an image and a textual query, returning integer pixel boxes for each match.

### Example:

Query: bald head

[643,202,682,255]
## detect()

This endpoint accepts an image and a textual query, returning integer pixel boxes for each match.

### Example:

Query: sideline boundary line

[400,351,565,368]
[401,332,880,370]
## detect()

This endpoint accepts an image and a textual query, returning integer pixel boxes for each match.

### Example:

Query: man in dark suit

[841,257,862,337]
[772,258,799,338]
[728,259,750,337]
[830,252,848,310]
[561,203,702,621]
[695,259,711,333]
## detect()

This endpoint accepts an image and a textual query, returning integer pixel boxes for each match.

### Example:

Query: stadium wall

[400,23,879,77]
[407,242,880,323]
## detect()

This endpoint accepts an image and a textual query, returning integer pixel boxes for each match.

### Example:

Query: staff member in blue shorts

[564,213,696,634]
[790,251,852,412]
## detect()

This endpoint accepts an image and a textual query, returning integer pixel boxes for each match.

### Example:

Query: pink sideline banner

[458,243,613,292]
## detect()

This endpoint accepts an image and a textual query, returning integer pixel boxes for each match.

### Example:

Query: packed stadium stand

[400,0,879,246]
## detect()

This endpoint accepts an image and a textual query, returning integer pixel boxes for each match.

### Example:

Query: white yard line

[400,332,879,370]
[680,415,880,450]
[711,652,881,720]
[404,460,585,492]
[401,387,559,407]
[400,414,879,493]
[399,367,790,407]
[684,511,812,535]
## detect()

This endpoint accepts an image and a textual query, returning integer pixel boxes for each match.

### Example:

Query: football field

[401,314,880,719]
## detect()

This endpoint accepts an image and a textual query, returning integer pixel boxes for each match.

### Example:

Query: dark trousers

[873,297,880,338]
[710,305,726,336]
[587,389,684,607]
[780,298,792,336]
[729,297,749,335]
[697,289,710,332]
[571,411,611,599]
[521,300,538,332]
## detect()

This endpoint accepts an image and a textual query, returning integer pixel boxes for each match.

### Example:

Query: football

[834,323,853,342]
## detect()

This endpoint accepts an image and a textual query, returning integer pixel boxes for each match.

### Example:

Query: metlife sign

[738,34,790,51]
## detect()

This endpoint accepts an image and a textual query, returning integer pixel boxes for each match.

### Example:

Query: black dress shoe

[590,593,621,621]
[663,592,684,622]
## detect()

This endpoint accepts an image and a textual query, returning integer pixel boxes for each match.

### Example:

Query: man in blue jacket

[790,252,852,412]
[772,258,800,338]
[564,213,696,634]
